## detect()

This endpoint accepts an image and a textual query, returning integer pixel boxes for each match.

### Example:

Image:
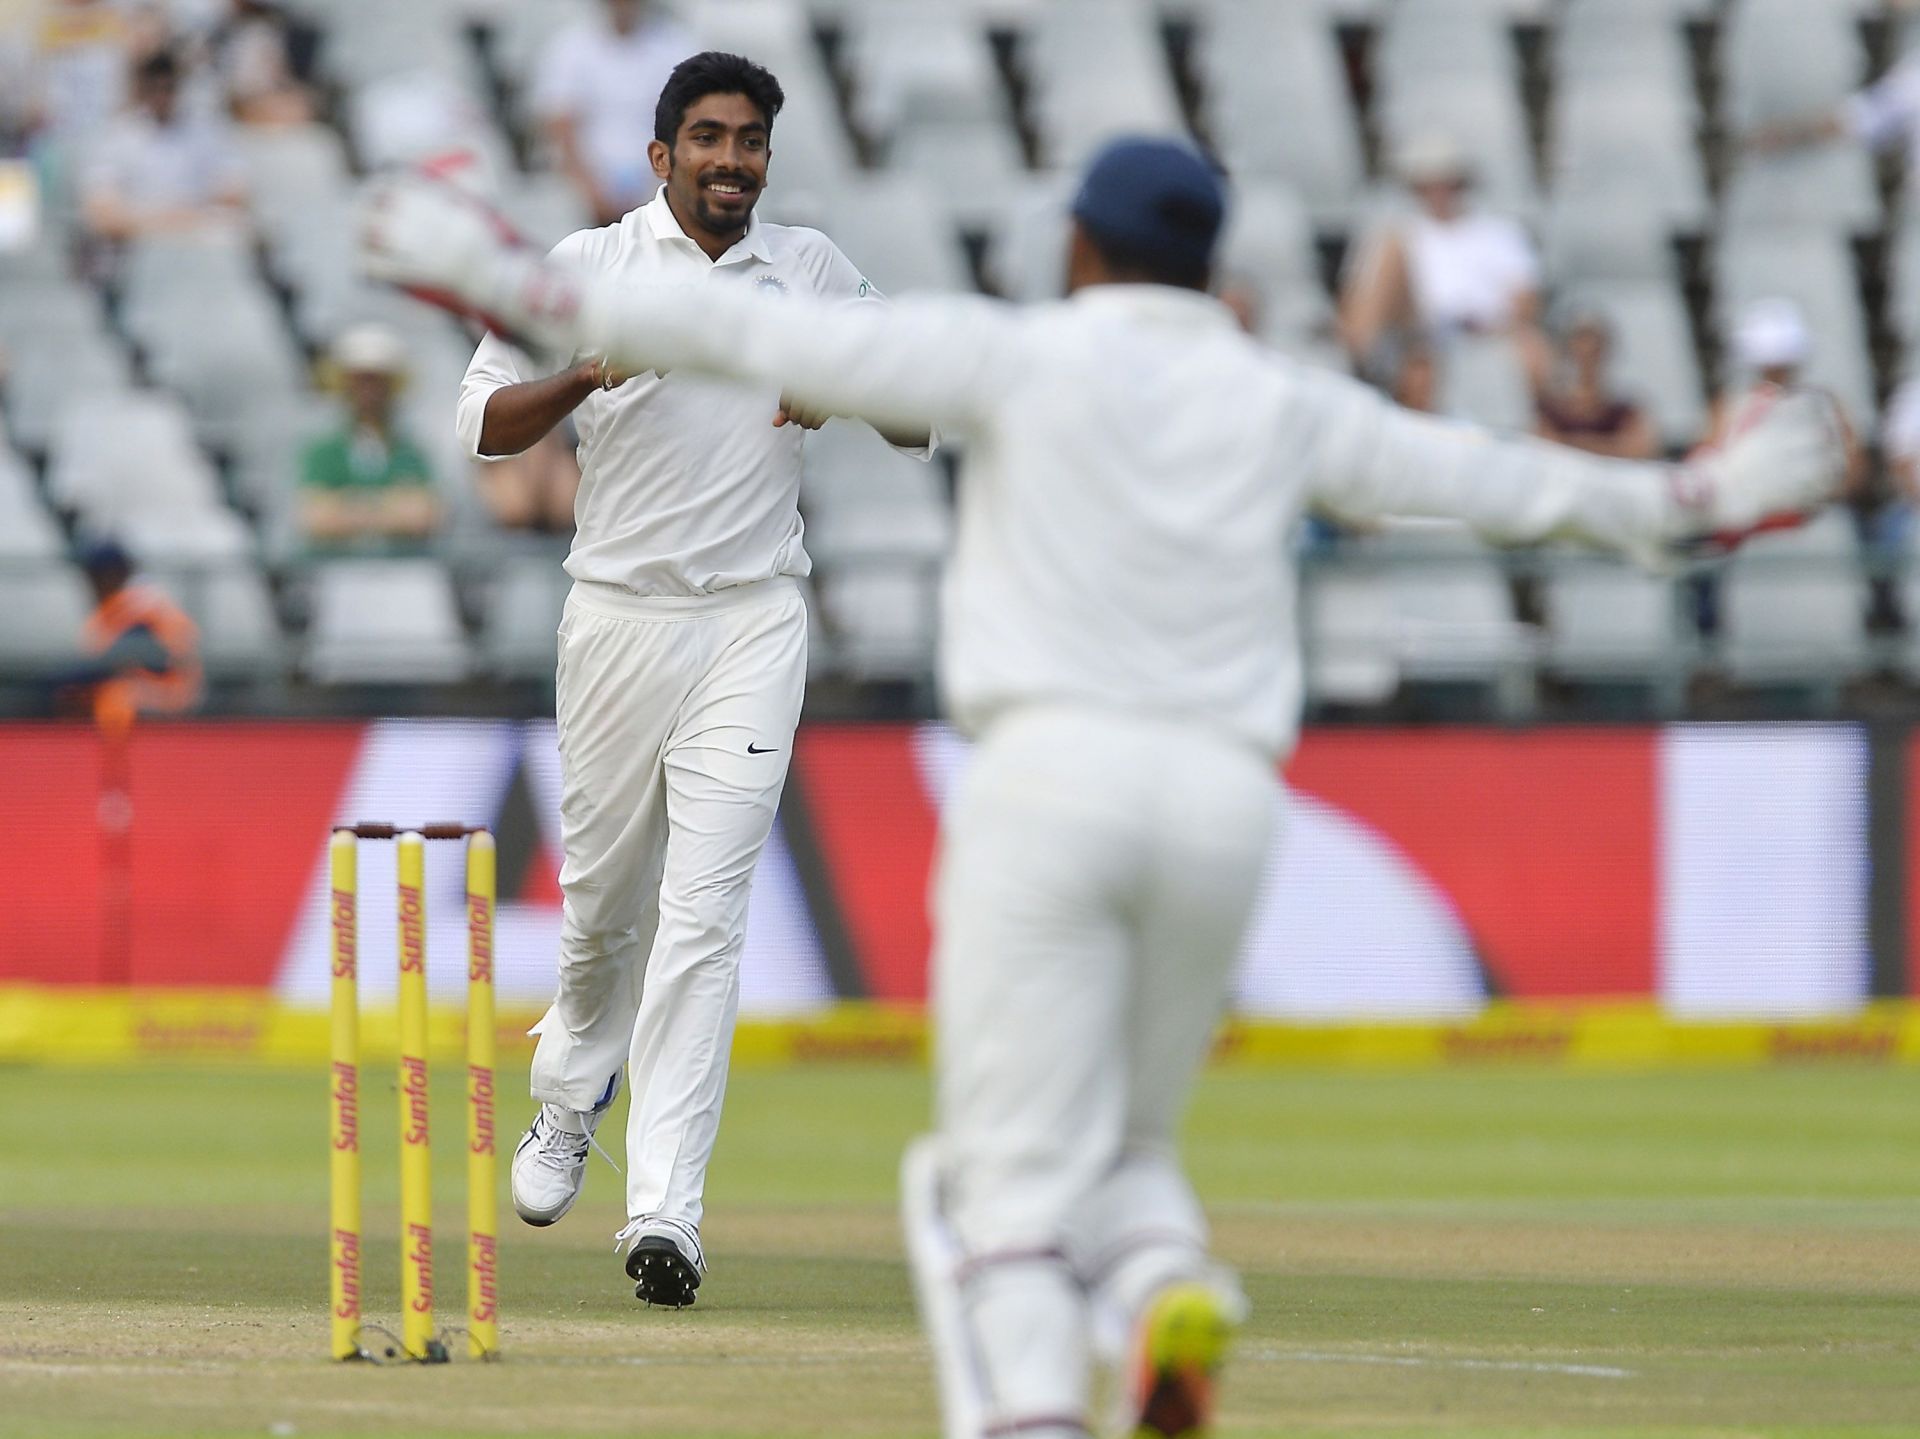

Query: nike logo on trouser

[747,744,777,754]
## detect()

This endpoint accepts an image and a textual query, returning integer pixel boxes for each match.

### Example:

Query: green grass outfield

[1,1063,1917,1437]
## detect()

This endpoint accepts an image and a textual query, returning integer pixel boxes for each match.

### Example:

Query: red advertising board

[0,719,1882,1017]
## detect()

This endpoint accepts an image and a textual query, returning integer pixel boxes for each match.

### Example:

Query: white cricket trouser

[529,576,807,1232]
[905,705,1277,1439]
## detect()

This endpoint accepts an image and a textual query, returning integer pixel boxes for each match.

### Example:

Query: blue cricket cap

[1070,136,1227,278]
[77,538,133,576]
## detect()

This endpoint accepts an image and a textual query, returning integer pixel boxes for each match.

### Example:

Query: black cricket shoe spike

[627,1236,701,1308]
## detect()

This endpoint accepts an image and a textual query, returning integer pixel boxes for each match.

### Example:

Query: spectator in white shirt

[1339,132,1545,387]
[80,47,245,242]
[1749,32,1920,181]
[530,0,697,225]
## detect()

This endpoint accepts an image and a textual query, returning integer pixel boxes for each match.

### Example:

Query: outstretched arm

[363,177,1026,438]
[1303,368,1844,566]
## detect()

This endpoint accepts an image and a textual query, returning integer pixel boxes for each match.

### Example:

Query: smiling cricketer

[455,51,932,1308]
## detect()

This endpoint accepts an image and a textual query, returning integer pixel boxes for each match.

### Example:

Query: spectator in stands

[1339,133,1546,387]
[1747,24,1920,182]
[1704,300,1862,490]
[80,48,246,243]
[23,0,141,147]
[1688,300,1864,637]
[1534,311,1659,461]
[300,324,441,555]
[208,0,319,127]
[531,0,697,225]
[62,538,203,732]
[475,424,581,537]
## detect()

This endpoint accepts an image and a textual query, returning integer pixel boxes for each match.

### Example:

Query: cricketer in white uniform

[453,51,931,1308]
[367,138,1842,1435]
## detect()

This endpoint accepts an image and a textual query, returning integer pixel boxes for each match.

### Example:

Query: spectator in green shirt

[300,323,441,554]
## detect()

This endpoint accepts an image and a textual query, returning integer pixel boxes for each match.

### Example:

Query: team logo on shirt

[755,275,789,297]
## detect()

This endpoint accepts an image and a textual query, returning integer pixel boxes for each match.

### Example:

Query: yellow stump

[395,831,434,1360]
[328,831,363,1361]
[465,832,500,1358]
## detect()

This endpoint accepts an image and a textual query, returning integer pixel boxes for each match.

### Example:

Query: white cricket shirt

[458,190,917,597]
[569,281,1697,759]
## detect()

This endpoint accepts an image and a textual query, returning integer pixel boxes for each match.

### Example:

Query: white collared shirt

[457,190,904,597]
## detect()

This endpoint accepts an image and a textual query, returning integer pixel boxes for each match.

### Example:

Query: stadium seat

[305,558,474,684]
[841,1,1010,140]
[1554,5,1702,128]
[345,70,515,180]
[884,117,1030,232]
[111,507,256,565]
[1360,523,1539,704]
[238,124,353,242]
[1543,191,1677,287]
[0,442,62,561]
[46,394,222,519]
[0,559,92,673]
[319,2,482,91]
[982,172,1075,302]
[488,0,597,93]
[1550,92,1709,231]
[801,418,951,567]
[0,278,107,349]
[497,171,596,251]
[1720,509,1872,688]
[148,562,286,677]
[1300,560,1401,708]
[1020,0,1187,172]
[1216,182,1332,352]
[1887,217,1920,350]
[814,565,940,680]
[1439,334,1532,433]
[1721,0,1865,133]
[1,332,133,454]
[820,177,975,296]
[1539,555,1685,686]
[1197,2,1364,229]
[481,552,569,680]
[1722,147,1880,237]
[1375,0,1517,92]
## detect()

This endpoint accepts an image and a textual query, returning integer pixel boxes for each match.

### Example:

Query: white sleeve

[1300,368,1837,563]
[455,329,532,461]
[578,283,1027,438]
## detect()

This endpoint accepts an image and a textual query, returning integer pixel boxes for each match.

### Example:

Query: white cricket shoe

[510,1073,621,1228]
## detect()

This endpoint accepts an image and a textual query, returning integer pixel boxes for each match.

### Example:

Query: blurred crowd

[4,0,1920,714]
